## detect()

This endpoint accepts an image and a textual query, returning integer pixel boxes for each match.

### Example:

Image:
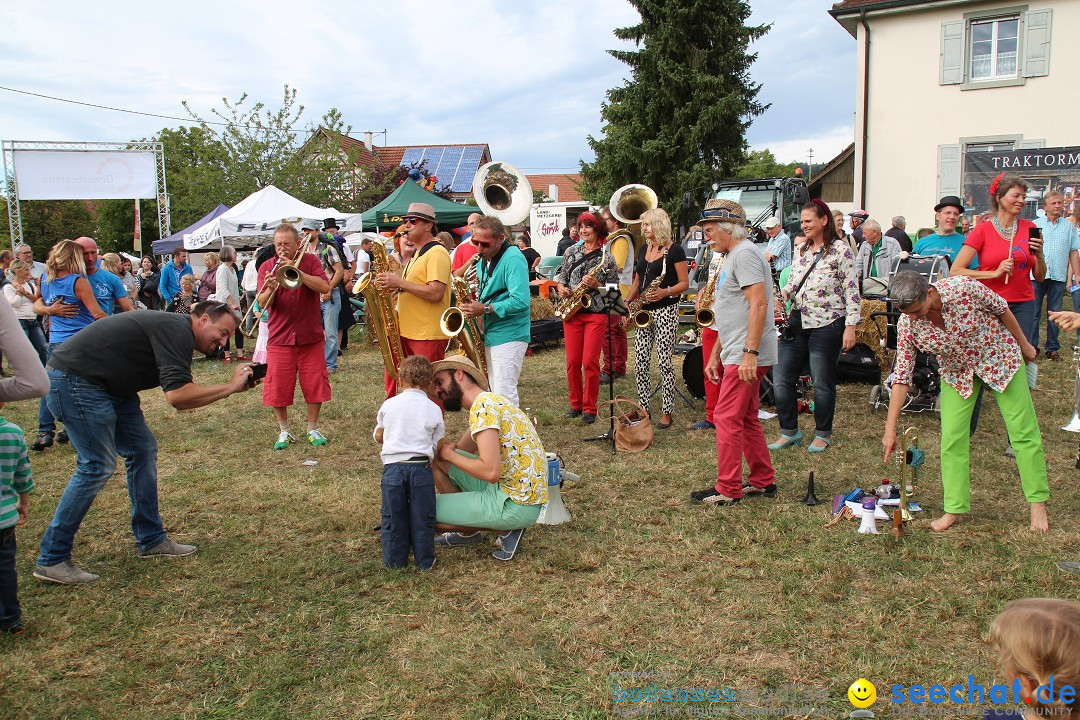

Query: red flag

[133,200,142,252]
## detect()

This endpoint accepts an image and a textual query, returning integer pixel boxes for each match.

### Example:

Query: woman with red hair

[553,212,620,423]
[951,174,1045,344]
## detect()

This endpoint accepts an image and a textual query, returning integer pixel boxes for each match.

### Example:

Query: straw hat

[431,354,489,391]
[698,198,746,226]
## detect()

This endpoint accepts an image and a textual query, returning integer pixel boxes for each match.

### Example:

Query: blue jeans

[1031,280,1065,352]
[37,342,61,435]
[0,526,20,630]
[774,317,845,438]
[37,370,166,566]
[19,319,47,366]
[321,290,340,371]
[381,462,436,570]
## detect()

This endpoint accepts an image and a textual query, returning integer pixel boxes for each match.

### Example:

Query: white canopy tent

[183,185,355,250]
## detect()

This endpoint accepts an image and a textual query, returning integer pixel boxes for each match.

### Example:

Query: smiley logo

[848,678,876,708]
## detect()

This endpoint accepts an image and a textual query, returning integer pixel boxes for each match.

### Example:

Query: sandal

[224,355,233,363]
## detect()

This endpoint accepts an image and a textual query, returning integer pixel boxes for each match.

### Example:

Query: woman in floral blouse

[882,271,1048,533]
[769,199,860,453]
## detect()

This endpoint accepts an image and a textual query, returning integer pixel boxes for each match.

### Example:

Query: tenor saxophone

[555,244,607,321]
[695,252,725,328]
[440,272,488,376]
[627,256,667,328]
[353,240,405,378]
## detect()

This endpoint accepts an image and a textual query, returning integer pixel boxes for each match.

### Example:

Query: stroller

[867,308,941,414]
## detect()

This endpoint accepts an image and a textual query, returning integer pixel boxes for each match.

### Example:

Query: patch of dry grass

[1,317,1079,719]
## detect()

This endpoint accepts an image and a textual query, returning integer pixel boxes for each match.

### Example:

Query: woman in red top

[951,174,1045,343]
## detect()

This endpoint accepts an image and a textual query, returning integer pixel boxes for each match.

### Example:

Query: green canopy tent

[344,180,476,233]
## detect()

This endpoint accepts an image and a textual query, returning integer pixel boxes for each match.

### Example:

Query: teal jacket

[476,243,532,346]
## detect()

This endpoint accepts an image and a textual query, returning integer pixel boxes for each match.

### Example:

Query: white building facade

[830,0,1075,228]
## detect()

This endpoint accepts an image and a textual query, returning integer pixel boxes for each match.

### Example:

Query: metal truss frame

[2,140,170,250]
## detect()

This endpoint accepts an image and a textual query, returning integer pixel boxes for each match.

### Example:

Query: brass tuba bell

[472,161,533,226]
[609,184,658,225]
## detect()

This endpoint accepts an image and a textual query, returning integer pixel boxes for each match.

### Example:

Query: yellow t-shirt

[397,242,451,340]
[468,392,548,506]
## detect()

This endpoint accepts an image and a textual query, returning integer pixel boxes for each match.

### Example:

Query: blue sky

[0,0,856,174]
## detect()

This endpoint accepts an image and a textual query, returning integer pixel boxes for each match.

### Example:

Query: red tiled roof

[526,174,584,203]
[374,145,406,168]
[337,135,382,168]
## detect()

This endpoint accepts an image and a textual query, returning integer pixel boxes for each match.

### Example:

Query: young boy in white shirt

[374,356,444,569]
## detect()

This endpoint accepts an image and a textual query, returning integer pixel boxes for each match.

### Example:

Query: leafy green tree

[735,149,799,180]
[1,195,96,259]
[580,0,768,221]
[181,85,359,209]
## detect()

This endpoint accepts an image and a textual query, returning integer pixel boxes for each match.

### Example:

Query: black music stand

[583,286,628,455]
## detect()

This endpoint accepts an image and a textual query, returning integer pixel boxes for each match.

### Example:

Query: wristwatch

[743,347,759,356]
[484,304,492,315]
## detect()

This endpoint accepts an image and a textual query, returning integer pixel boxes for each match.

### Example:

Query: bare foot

[1029,502,1049,533]
[930,513,960,531]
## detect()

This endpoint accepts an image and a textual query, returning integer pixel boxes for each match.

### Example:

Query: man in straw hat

[689,199,779,507]
[428,355,547,561]
[377,202,452,398]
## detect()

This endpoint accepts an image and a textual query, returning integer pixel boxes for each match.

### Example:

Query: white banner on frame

[13,150,158,200]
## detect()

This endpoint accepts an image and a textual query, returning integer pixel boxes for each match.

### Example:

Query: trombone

[240,244,305,338]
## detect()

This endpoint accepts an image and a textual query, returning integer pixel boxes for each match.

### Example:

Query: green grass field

[2,320,1079,719]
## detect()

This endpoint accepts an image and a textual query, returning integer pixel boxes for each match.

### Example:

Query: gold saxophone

[627,256,667,328]
[440,268,488,376]
[695,252,725,328]
[555,244,607,321]
[353,240,405,378]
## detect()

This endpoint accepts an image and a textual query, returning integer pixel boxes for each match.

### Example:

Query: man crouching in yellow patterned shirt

[429,355,548,561]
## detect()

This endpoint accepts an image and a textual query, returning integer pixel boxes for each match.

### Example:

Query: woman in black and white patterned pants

[627,208,689,429]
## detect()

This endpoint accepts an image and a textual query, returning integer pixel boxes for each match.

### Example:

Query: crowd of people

[3,176,1080,662]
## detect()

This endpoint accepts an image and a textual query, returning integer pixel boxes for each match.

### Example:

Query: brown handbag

[597,396,654,453]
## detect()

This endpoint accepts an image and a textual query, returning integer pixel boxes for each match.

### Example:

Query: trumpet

[240,244,305,338]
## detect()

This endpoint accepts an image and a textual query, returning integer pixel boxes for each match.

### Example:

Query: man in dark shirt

[884,216,912,252]
[34,302,255,585]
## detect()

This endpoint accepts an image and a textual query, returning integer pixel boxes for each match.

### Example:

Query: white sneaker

[274,432,296,450]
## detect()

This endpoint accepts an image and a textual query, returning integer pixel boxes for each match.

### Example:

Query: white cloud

[0,0,857,185]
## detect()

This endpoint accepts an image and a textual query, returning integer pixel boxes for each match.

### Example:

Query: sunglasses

[403,217,427,225]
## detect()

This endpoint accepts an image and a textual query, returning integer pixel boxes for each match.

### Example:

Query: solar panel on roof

[400,148,422,167]
[436,147,463,186]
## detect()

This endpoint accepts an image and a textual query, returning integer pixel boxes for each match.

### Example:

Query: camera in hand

[247,363,268,386]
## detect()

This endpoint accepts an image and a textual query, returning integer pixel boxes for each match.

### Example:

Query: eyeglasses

[403,217,425,225]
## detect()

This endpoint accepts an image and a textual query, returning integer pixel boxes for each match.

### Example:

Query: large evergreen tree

[580,0,768,220]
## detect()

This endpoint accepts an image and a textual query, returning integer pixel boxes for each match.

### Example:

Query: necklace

[992,216,1017,241]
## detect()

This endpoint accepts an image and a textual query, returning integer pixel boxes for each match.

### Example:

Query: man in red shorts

[257,224,332,449]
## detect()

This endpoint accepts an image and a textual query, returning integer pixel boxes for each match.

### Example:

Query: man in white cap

[762,217,791,273]
[428,355,547,561]
[377,202,451,398]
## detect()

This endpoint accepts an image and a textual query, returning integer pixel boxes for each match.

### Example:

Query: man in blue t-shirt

[75,237,133,315]
[159,248,194,307]
[912,196,977,270]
